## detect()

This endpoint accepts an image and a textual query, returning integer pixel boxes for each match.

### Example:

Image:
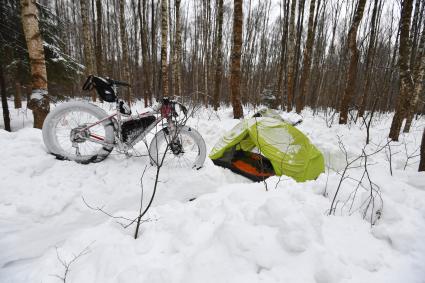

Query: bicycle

[42,75,207,169]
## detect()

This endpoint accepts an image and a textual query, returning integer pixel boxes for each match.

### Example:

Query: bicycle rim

[53,109,108,159]
[154,130,201,169]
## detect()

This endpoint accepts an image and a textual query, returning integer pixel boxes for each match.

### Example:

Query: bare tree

[173,0,182,99]
[14,82,22,109]
[276,0,289,110]
[358,0,380,118]
[151,0,158,98]
[230,0,244,118]
[21,0,50,129]
[420,127,425,171]
[339,0,367,124]
[293,0,305,107]
[286,0,297,112]
[0,63,11,131]
[296,0,316,113]
[1,0,418,123]
[95,0,103,75]
[389,0,415,141]
[138,0,152,106]
[161,0,169,98]
[80,0,95,102]
[403,16,425,133]
[213,0,224,111]
[119,0,131,105]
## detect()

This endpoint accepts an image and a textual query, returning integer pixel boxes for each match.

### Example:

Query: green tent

[209,111,324,182]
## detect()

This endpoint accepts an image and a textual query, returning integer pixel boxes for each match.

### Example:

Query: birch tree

[213,0,224,111]
[21,0,50,129]
[389,0,414,141]
[403,16,425,133]
[161,0,169,98]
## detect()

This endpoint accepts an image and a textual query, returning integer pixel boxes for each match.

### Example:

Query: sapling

[328,136,388,225]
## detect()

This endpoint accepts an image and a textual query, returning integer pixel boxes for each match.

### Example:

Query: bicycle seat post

[112,84,118,99]
[113,83,126,151]
[113,84,119,111]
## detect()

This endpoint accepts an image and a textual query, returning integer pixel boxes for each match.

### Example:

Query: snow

[30,89,48,101]
[1,101,425,283]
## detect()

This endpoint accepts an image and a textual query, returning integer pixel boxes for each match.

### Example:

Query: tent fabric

[252,108,286,121]
[209,116,325,182]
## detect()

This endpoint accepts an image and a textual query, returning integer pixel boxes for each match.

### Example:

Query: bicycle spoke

[153,130,201,169]
[53,109,107,159]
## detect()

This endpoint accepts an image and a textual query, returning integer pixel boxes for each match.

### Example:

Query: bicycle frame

[75,85,174,153]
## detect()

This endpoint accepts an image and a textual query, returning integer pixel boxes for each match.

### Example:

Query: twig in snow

[328,136,387,225]
[50,243,93,283]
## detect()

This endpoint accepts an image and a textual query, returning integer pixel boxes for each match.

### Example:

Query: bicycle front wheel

[149,125,206,169]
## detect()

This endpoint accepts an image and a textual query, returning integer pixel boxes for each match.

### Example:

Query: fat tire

[42,101,115,164]
[149,126,206,169]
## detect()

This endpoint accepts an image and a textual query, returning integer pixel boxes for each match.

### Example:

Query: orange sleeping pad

[230,151,275,181]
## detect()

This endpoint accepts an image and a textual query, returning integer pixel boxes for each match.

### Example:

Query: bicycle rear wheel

[42,101,115,164]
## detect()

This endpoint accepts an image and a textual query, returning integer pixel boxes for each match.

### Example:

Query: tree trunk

[139,0,152,106]
[80,0,96,101]
[389,0,414,140]
[358,0,379,118]
[119,0,131,105]
[173,0,182,99]
[213,0,224,111]
[338,0,367,124]
[403,16,425,133]
[14,82,22,109]
[0,63,11,132]
[230,0,244,119]
[151,0,157,101]
[131,0,139,98]
[296,0,316,113]
[161,0,169,98]
[202,0,211,108]
[95,0,103,75]
[286,0,297,112]
[293,0,305,108]
[409,0,422,71]
[276,0,289,110]
[21,0,50,129]
[167,0,174,98]
[420,127,425,171]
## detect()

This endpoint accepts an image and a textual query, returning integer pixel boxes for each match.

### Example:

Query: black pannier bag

[83,76,117,102]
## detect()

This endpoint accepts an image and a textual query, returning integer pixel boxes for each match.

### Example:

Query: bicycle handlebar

[107,78,131,87]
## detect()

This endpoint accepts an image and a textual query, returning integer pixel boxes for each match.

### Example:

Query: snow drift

[1,101,425,283]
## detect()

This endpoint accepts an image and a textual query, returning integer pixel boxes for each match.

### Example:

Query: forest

[1,0,424,142]
[1,0,425,282]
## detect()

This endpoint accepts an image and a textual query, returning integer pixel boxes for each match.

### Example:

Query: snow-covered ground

[1,101,424,283]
